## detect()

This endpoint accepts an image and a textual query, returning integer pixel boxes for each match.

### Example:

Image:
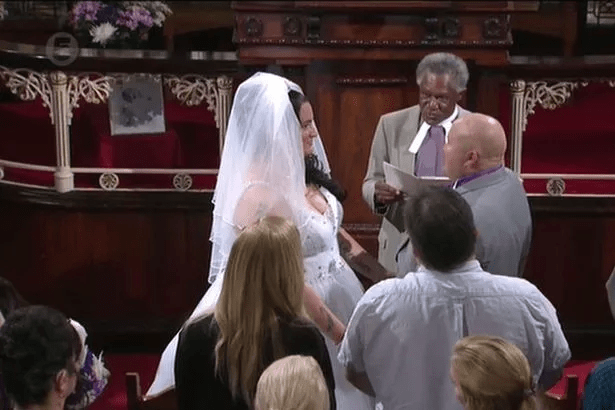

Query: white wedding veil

[144,72,334,399]
[208,72,330,284]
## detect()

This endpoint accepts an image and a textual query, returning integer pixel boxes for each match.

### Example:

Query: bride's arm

[338,228,395,283]
[303,284,346,345]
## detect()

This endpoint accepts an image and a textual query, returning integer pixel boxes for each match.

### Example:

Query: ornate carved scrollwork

[173,173,193,191]
[67,73,112,120]
[99,173,119,191]
[423,17,461,41]
[0,66,112,125]
[245,17,263,37]
[442,18,461,38]
[165,74,217,108]
[483,16,509,40]
[216,75,233,92]
[306,15,321,41]
[510,77,615,178]
[517,79,615,132]
[0,66,52,114]
[546,178,566,196]
[510,79,526,94]
[164,74,232,133]
[284,16,302,37]
[522,81,582,131]
[424,17,440,41]
[236,37,511,47]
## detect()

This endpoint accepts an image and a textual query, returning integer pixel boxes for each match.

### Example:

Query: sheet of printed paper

[383,161,451,197]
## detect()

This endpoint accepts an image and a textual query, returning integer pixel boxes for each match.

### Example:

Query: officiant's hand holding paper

[375,180,405,205]
[383,161,451,198]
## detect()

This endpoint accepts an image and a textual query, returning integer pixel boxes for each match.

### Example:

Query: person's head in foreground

[444,113,507,181]
[416,52,468,125]
[254,355,330,410]
[0,305,82,410]
[0,277,28,327]
[214,215,306,404]
[581,357,615,410]
[451,335,536,410]
[404,186,476,272]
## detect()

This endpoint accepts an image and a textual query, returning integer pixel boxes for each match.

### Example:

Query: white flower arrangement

[70,1,173,48]
[90,21,118,46]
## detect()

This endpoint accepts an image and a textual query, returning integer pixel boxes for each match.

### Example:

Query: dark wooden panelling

[0,186,214,351]
[526,197,615,359]
[308,60,415,225]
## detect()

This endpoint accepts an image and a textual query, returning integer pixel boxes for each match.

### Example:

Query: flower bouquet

[69,1,172,49]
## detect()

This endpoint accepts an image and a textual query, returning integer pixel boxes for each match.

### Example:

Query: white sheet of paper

[607,265,615,320]
[383,162,450,197]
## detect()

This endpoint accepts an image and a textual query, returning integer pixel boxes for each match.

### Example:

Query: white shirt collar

[415,259,481,275]
[409,105,459,154]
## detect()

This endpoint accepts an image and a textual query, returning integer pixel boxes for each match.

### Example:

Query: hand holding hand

[375,181,405,205]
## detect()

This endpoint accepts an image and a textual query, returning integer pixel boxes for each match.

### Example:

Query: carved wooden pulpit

[233,1,539,253]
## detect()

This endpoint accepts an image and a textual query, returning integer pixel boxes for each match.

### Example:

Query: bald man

[396,113,532,277]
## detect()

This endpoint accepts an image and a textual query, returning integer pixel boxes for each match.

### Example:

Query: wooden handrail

[0,40,239,75]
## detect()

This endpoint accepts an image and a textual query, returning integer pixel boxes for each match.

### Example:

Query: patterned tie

[415,125,445,177]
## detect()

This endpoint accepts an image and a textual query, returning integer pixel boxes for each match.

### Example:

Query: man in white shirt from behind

[338,186,571,410]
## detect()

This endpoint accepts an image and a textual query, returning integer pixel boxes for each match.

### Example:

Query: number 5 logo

[45,32,79,67]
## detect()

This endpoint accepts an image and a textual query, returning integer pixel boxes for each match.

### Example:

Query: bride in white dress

[146,72,390,409]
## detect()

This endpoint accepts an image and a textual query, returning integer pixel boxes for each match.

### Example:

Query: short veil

[208,72,320,284]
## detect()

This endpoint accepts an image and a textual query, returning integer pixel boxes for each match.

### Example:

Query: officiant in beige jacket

[362,52,471,273]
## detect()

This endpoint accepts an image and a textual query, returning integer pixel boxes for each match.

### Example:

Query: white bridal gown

[147,186,374,410]
[301,187,375,410]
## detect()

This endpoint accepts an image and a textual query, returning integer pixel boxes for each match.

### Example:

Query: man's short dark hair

[404,186,476,272]
[0,305,81,407]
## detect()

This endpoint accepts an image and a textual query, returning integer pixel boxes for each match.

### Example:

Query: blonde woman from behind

[255,355,330,410]
[174,216,336,410]
[451,335,536,410]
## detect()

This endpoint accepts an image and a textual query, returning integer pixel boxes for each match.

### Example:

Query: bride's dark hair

[288,90,346,202]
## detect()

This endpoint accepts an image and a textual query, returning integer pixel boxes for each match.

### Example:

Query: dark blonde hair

[451,335,536,410]
[255,355,329,410]
[214,216,306,404]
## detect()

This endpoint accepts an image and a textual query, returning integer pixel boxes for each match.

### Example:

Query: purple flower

[97,3,120,25]
[70,1,103,26]
[64,349,110,410]
[116,7,153,30]
[116,10,138,30]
